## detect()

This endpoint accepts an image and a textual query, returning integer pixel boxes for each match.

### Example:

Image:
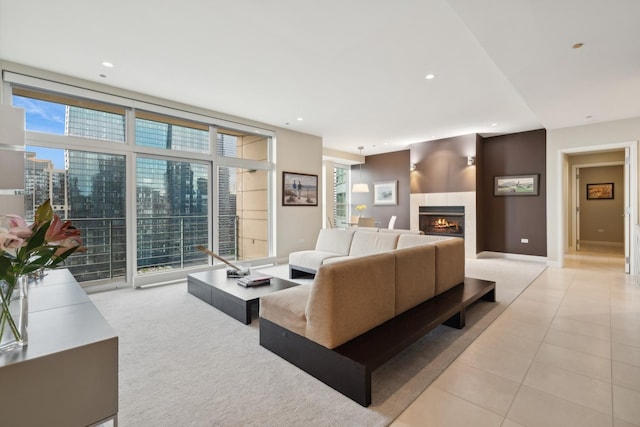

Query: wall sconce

[467,155,475,166]
[410,163,417,172]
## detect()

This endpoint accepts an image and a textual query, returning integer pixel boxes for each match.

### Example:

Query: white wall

[274,128,323,261]
[547,117,640,266]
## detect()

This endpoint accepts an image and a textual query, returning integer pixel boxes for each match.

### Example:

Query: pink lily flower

[45,216,83,245]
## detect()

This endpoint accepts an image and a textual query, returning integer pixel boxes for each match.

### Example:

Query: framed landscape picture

[494,174,539,196]
[586,182,614,200]
[374,180,398,205]
[282,172,318,206]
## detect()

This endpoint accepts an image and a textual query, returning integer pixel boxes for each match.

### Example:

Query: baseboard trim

[579,240,624,247]
[477,251,547,264]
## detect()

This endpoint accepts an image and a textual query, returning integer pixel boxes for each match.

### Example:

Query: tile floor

[392,245,640,427]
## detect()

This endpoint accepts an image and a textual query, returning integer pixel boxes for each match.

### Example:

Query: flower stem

[0,284,22,342]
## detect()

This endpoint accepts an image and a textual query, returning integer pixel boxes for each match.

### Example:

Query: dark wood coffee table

[187,269,299,324]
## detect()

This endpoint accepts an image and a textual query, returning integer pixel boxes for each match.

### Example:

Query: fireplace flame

[432,218,459,230]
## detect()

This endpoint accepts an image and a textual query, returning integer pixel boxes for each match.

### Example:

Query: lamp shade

[352,183,370,193]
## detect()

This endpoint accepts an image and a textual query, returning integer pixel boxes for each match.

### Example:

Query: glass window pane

[135,112,209,153]
[136,157,209,273]
[13,89,126,143]
[333,165,349,228]
[218,167,268,261]
[216,129,268,160]
[24,147,127,282]
[66,107,126,142]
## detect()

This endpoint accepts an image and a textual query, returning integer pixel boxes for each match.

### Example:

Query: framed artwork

[494,174,539,196]
[282,172,318,206]
[586,182,614,200]
[373,180,398,205]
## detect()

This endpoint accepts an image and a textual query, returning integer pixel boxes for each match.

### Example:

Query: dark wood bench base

[289,264,317,279]
[259,277,496,406]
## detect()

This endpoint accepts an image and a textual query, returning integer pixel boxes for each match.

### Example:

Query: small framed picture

[586,183,614,200]
[282,172,318,206]
[494,174,539,196]
[374,180,398,205]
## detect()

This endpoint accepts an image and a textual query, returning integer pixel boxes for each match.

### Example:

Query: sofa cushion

[393,244,436,314]
[396,233,452,248]
[395,234,465,295]
[379,228,423,235]
[315,228,356,254]
[305,253,396,349]
[350,226,379,232]
[260,286,310,338]
[348,231,399,256]
[289,250,344,271]
[432,238,465,294]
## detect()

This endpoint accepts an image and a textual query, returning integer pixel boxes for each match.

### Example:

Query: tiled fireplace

[419,206,464,238]
[410,192,476,258]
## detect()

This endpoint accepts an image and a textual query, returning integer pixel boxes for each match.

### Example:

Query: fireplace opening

[419,206,464,238]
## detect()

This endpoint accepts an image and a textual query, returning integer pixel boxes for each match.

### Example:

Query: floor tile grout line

[499,265,577,423]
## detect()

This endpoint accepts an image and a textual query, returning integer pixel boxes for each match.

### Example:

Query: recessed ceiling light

[99,74,108,78]
[297,117,303,121]
[101,61,114,68]
[425,73,435,80]
[491,122,498,127]
[586,115,593,119]
[572,43,584,49]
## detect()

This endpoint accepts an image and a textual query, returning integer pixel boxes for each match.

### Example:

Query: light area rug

[88,257,545,427]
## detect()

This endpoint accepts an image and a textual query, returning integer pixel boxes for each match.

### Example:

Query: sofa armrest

[260,286,310,338]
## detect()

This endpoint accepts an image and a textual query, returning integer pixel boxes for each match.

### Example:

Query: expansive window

[10,80,273,286]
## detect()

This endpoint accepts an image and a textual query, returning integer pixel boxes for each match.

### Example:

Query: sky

[13,95,66,169]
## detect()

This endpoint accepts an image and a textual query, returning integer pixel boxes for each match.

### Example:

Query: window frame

[3,74,276,289]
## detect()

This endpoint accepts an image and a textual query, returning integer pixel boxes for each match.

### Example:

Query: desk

[0,269,118,426]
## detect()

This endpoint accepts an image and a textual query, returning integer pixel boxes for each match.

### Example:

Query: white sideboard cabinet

[0,269,118,426]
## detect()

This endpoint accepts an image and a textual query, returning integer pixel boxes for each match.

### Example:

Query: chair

[357,217,375,227]
[349,215,360,227]
[387,215,397,229]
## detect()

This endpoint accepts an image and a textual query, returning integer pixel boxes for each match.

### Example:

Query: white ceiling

[1,0,639,157]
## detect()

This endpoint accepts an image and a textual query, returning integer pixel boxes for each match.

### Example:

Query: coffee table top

[188,269,299,302]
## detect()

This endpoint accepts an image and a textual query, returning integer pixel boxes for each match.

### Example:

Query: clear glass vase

[0,276,29,352]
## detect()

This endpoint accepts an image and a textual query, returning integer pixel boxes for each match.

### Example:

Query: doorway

[571,161,625,252]
[561,142,637,274]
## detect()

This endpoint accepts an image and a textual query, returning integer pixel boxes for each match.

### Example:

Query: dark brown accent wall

[357,129,546,257]
[410,134,477,193]
[351,150,410,229]
[481,129,547,256]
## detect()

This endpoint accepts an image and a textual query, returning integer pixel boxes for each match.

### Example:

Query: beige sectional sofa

[260,228,490,406]
[269,230,465,349]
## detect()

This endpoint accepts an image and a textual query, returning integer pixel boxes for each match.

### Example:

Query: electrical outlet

[521,238,529,243]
